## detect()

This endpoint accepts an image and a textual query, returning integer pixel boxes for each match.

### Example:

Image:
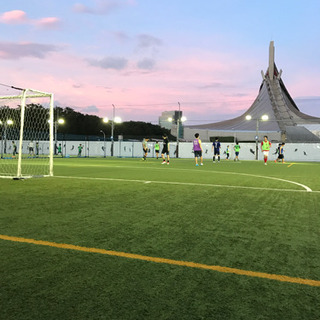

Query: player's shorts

[279,154,284,159]
[29,147,34,152]
[194,150,202,157]
[214,150,220,155]
[263,150,269,157]
[143,148,147,153]
[235,152,239,156]
[155,149,160,153]
[161,147,169,155]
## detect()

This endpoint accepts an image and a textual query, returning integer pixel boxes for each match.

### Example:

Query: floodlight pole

[100,130,106,157]
[3,121,13,156]
[0,123,6,158]
[0,125,3,159]
[176,102,180,158]
[54,121,58,155]
[111,104,115,157]
[3,122,7,155]
[54,108,58,155]
[255,119,259,161]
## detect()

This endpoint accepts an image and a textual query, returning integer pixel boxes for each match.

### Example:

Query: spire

[268,41,275,80]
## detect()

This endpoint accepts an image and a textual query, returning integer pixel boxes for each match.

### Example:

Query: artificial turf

[0,157,319,319]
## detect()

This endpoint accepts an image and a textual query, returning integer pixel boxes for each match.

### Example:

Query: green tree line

[0,104,172,140]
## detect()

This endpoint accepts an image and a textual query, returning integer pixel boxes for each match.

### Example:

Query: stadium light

[1,119,14,156]
[114,116,122,124]
[246,114,269,160]
[167,103,186,157]
[54,118,65,155]
[102,107,122,157]
[100,130,106,158]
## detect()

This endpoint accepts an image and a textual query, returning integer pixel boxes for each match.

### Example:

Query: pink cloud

[0,10,60,29]
[0,10,27,24]
[34,17,61,29]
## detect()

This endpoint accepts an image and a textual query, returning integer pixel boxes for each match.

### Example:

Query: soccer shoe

[161,161,166,164]
[200,163,203,166]
[167,162,169,165]
[264,163,267,165]
[196,164,199,166]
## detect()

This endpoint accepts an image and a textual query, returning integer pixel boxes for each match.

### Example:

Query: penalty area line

[0,234,319,287]
[54,175,316,193]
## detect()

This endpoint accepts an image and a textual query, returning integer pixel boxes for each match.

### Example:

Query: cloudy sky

[0,0,319,124]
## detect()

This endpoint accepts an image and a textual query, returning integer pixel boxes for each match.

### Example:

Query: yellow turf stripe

[1,234,320,287]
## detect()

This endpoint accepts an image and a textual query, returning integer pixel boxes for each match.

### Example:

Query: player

[275,142,285,163]
[261,136,271,165]
[225,145,230,160]
[161,134,170,165]
[58,143,63,157]
[12,141,17,158]
[193,133,203,166]
[154,141,160,159]
[234,142,240,161]
[78,144,83,157]
[142,138,149,161]
[36,141,39,156]
[28,140,34,156]
[211,137,221,162]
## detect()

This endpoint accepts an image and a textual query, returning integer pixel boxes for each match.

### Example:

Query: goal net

[0,84,54,179]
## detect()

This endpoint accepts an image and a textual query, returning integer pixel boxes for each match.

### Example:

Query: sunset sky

[1,0,319,125]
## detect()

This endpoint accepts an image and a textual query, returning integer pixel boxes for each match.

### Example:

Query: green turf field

[1,158,319,319]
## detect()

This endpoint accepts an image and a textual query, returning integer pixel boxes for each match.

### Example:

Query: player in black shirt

[161,134,170,165]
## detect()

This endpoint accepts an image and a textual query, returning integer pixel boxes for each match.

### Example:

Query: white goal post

[0,85,54,179]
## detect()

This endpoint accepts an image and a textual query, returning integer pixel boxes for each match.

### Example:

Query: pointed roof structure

[187,41,320,142]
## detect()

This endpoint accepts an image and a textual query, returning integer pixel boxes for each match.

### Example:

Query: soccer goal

[0,84,54,179]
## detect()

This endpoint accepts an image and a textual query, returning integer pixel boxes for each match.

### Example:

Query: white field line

[67,164,314,193]
[54,175,318,193]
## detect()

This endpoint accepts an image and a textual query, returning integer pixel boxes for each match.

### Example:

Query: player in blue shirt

[275,142,285,163]
[211,137,221,162]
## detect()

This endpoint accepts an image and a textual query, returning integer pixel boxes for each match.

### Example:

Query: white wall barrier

[5,140,320,162]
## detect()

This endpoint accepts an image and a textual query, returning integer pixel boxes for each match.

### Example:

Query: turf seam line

[1,234,320,287]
